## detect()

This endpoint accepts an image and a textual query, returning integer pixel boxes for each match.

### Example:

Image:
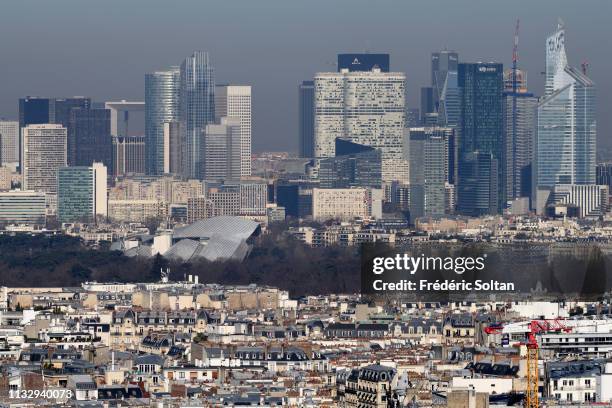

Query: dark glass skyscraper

[19,97,51,171]
[337,53,390,72]
[52,97,91,129]
[68,108,112,167]
[457,62,504,215]
[458,151,499,216]
[319,138,382,189]
[298,81,315,158]
[420,51,460,127]
[19,97,50,128]
[503,69,537,202]
[145,67,180,175]
[180,51,215,180]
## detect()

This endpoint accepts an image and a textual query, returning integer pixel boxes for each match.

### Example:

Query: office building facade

[457,62,504,215]
[22,124,67,194]
[163,122,182,175]
[537,23,596,190]
[112,136,146,176]
[0,121,19,167]
[319,139,382,189]
[458,151,499,216]
[312,188,370,222]
[596,163,612,191]
[69,108,112,167]
[215,85,252,177]
[145,67,181,175]
[409,127,455,217]
[314,69,407,183]
[180,51,215,179]
[58,162,108,223]
[239,182,268,216]
[503,75,537,202]
[298,81,315,158]
[201,117,241,181]
[52,97,92,130]
[0,190,46,225]
[548,184,608,218]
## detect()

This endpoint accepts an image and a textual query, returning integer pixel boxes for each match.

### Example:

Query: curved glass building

[145,67,180,175]
[180,51,215,179]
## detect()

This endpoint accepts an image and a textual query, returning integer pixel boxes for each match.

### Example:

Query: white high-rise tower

[215,85,252,177]
[22,124,67,194]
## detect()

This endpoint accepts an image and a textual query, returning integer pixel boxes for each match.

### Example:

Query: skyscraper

[457,62,504,215]
[19,97,50,128]
[22,124,67,194]
[112,135,146,176]
[19,97,51,172]
[503,69,537,202]
[298,81,315,158]
[52,97,91,129]
[420,51,460,127]
[145,67,180,175]
[431,50,460,127]
[458,151,500,217]
[201,117,241,181]
[0,121,19,168]
[163,122,182,175]
[58,162,107,223]
[537,22,596,191]
[215,85,252,177]
[409,127,455,217]
[180,51,215,179]
[68,108,112,167]
[314,68,407,183]
[319,139,382,189]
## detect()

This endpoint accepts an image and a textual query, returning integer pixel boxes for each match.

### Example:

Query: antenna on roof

[557,17,565,30]
[581,60,590,76]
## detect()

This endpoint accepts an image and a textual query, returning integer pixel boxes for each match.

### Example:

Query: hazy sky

[1,0,611,152]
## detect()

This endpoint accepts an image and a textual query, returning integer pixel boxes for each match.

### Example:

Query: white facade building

[22,124,67,194]
[0,190,46,225]
[312,188,369,222]
[550,184,608,218]
[0,121,19,168]
[215,85,252,177]
[314,69,407,183]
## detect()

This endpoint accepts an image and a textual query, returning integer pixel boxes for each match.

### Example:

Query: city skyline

[0,0,610,153]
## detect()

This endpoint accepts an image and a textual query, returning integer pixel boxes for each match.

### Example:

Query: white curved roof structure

[173,216,261,241]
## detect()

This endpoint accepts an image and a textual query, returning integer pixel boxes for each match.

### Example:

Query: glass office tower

[431,50,460,127]
[145,67,180,175]
[298,81,315,158]
[180,51,215,180]
[319,138,382,189]
[68,108,112,168]
[503,68,538,202]
[57,163,107,223]
[537,22,596,189]
[409,127,455,217]
[457,62,504,215]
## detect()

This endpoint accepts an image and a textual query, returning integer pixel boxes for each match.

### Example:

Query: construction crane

[581,60,590,76]
[512,19,520,94]
[511,19,520,199]
[525,319,572,408]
